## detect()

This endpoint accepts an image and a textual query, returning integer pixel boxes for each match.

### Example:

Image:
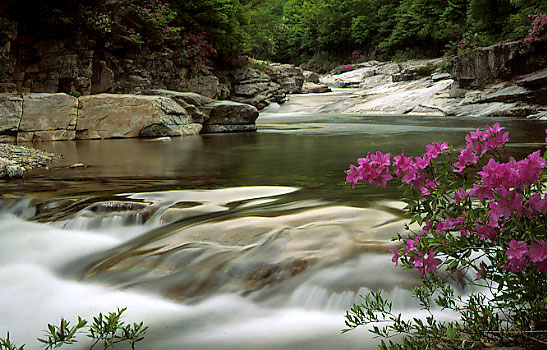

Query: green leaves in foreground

[2,308,147,350]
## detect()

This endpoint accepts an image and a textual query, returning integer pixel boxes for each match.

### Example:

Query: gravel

[0,144,62,178]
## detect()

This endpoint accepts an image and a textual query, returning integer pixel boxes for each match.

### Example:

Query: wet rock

[479,84,547,105]
[141,89,259,133]
[204,100,258,133]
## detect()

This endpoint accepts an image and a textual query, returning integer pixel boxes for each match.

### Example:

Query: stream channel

[1,89,547,349]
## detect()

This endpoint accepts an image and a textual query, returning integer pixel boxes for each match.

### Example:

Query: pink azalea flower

[529,240,547,263]
[369,151,391,167]
[424,250,442,274]
[390,248,401,266]
[506,240,528,260]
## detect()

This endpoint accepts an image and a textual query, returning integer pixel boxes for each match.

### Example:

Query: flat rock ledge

[0,143,61,178]
[0,91,259,143]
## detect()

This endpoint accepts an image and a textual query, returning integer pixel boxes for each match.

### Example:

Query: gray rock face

[90,60,116,94]
[141,89,259,133]
[232,67,286,110]
[447,41,527,88]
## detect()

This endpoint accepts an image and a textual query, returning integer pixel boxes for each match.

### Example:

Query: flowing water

[1,90,547,349]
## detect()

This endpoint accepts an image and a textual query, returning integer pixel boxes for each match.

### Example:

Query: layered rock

[231,67,286,110]
[0,90,259,142]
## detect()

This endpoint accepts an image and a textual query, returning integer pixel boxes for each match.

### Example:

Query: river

[1,90,546,349]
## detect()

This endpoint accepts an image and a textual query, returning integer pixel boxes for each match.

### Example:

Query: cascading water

[1,90,547,349]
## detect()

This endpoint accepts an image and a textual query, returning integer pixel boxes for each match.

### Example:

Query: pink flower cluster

[347,123,547,276]
[338,64,355,73]
[391,237,442,276]
[454,123,508,173]
[525,12,547,43]
[345,141,449,192]
[504,239,547,273]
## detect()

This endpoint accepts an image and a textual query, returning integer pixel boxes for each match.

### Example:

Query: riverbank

[0,143,61,178]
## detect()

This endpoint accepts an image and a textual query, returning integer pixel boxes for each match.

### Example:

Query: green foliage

[0,333,24,350]
[1,308,147,350]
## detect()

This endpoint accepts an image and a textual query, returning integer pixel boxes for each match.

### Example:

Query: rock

[70,163,85,168]
[90,60,116,94]
[204,100,259,133]
[446,102,535,118]
[449,82,467,98]
[431,72,452,81]
[302,82,331,93]
[232,67,286,109]
[268,63,305,94]
[479,84,547,105]
[0,144,61,178]
[140,89,213,123]
[303,70,320,84]
[391,72,415,82]
[0,93,23,134]
[180,74,221,99]
[77,94,202,139]
[18,93,78,142]
[320,67,375,87]
[345,78,453,115]
[0,83,16,93]
[527,110,547,119]
[447,40,527,88]
[141,89,259,133]
[516,68,547,89]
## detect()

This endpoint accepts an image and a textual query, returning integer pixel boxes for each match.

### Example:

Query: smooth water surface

[1,91,547,349]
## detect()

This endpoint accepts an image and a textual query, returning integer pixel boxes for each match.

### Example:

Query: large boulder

[232,67,286,110]
[204,100,259,133]
[446,41,528,88]
[77,94,202,139]
[18,93,78,142]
